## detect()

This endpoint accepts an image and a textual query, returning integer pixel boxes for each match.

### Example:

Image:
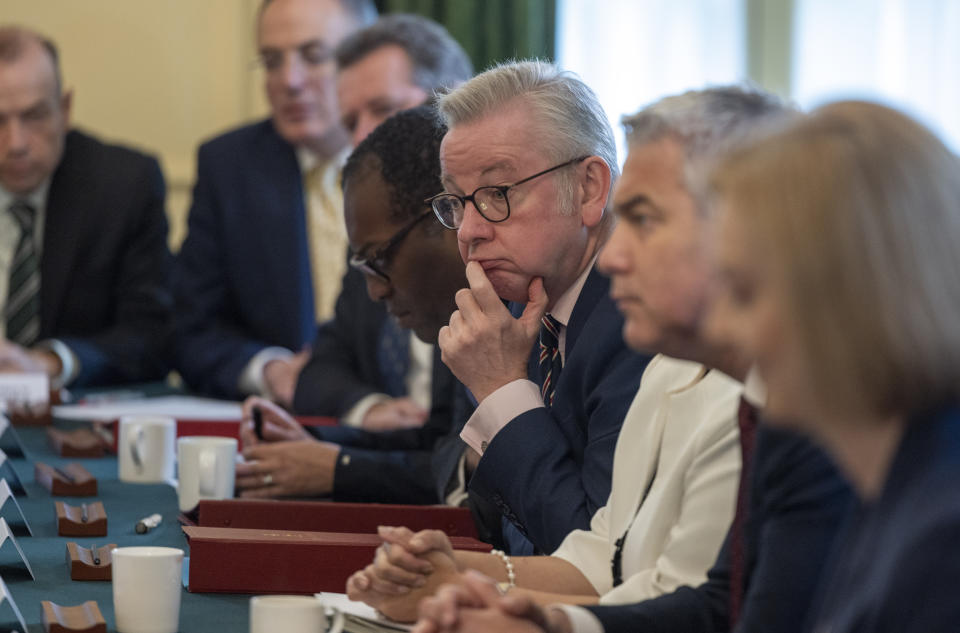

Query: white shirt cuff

[341,393,391,428]
[35,339,79,389]
[238,346,294,398]
[552,605,605,633]
[459,379,543,455]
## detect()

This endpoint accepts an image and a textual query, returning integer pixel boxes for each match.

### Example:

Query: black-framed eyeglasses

[348,209,435,282]
[426,156,589,229]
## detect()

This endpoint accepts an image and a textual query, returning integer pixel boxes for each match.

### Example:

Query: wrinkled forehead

[439,107,550,188]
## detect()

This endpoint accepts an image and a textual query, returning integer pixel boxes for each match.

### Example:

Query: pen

[135,513,162,534]
[252,405,264,440]
[54,466,75,483]
[90,544,100,566]
[80,503,88,523]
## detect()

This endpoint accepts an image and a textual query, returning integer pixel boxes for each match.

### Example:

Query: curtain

[376,0,556,72]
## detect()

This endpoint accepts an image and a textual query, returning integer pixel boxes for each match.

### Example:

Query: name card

[0,452,26,497]
[0,481,31,537]
[0,574,29,633]
[0,518,34,581]
[0,374,49,408]
[0,418,25,459]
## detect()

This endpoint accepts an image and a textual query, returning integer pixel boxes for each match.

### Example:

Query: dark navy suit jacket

[805,405,960,633]
[42,129,173,386]
[173,119,318,398]
[586,425,852,633]
[468,267,650,554]
[293,268,474,505]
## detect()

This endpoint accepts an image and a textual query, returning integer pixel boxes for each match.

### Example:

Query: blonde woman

[708,100,960,632]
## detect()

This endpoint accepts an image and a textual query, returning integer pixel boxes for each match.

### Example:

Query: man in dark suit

[429,61,649,554]
[235,108,485,518]
[291,12,473,431]
[172,0,376,402]
[0,26,171,388]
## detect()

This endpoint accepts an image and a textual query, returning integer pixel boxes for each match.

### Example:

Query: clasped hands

[346,526,570,633]
[438,261,548,403]
[234,397,340,498]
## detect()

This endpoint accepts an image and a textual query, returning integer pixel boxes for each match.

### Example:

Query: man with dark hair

[173,0,376,403]
[0,25,171,387]
[335,13,473,145]
[235,106,479,513]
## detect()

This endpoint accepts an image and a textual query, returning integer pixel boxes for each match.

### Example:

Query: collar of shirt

[295,146,351,174]
[545,252,599,364]
[0,179,51,252]
[743,366,768,408]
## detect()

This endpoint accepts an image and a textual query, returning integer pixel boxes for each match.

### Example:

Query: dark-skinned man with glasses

[234,108,505,538]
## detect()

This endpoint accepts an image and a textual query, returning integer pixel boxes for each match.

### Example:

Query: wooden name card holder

[194,499,479,538]
[42,600,107,633]
[47,428,107,458]
[56,502,107,537]
[36,462,98,496]
[183,526,491,594]
[65,542,114,581]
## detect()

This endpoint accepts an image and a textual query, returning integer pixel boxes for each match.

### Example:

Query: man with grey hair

[335,13,473,146]
[0,25,171,387]
[418,60,650,554]
[410,86,852,633]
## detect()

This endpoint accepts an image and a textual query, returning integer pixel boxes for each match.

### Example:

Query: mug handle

[198,449,219,497]
[130,427,145,474]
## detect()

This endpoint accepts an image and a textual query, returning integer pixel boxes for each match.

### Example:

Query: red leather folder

[183,526,491,594]
[195,499,479,538]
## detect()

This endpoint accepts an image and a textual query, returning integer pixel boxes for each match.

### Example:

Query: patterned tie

[5,201,41,345]
[729,395,759,629]
[378,317,410,398]
[538,314,563,407]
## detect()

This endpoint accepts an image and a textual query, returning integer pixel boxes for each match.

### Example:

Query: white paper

[316,593,412,632]
[0,373,49,408]
[53,395,243,421]
[0,518,35,580]
[0,481,31,536]
[0,574,29,633]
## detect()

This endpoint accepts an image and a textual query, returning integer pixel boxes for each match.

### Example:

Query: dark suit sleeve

[59,155,173,386]
[173,142,274,397]
[293,268,386,416]
[469,294,648,553]
[585,428,852,633]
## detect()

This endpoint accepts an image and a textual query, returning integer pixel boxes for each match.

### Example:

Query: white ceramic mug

[112,546,184,633]
[250,595,325,633]
[176,436,237,512]
[118,416,176,483]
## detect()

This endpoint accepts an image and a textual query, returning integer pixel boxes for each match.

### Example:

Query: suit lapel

[250,123,315,341]
[41,131,87,335]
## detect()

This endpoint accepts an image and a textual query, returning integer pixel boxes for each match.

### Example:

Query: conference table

[1,397,253,632]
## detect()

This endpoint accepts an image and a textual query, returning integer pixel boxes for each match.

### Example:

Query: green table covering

[1,419,251,632]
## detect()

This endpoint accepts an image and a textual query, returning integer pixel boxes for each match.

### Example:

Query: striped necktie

[538,314,563,407]
[5,201,41,345]
[729,395,759,628]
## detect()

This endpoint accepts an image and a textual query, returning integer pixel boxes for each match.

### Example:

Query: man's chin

[487,271,531,304]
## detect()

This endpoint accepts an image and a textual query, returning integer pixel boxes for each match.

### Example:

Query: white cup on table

[118,415,176,483]
[250,595,325,633]
[112,546,184,633]
[176,436,237,512]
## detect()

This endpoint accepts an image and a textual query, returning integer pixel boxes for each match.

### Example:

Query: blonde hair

[711,100,960,419]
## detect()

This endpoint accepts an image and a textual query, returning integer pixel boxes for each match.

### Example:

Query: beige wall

[4,0,272,249]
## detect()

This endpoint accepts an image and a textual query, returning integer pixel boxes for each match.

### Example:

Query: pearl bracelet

[490,549,516,588]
